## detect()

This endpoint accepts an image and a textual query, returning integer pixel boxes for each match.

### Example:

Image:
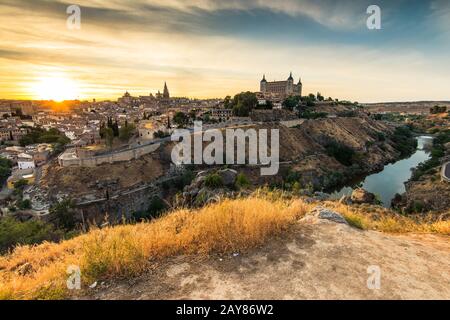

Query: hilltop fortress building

[260,72,302,97]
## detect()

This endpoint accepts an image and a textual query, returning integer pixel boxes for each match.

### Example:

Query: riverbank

[329,136,432,207]
[393,129,450,214]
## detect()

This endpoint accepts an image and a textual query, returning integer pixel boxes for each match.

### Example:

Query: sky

[0,0,449,102]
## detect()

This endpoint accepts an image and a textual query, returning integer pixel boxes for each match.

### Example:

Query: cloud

[0,0,449,101]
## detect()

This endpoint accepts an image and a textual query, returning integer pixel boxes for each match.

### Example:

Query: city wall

[58,143,160,167]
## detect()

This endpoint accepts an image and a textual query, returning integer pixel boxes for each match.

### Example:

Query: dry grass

[0,195,311,300]
[0,193,449,300]
[328,202,450,235]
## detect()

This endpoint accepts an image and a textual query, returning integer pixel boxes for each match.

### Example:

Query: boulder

[351,188,376,204]
[218,169,238,187]
[304,206,348,224]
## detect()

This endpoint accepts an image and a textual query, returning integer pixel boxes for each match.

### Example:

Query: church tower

[297,77,302,96]
[163,82,170,99]
[260,74,267,93]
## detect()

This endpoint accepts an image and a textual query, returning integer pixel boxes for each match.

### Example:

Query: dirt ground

[84,219,450,300]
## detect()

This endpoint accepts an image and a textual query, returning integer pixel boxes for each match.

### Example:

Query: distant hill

[363,101,450,114]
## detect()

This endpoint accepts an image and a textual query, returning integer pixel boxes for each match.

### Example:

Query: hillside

[363,101,450,114]
[38,115,405,199]
[1,193,449,300]
[89,219,450,300]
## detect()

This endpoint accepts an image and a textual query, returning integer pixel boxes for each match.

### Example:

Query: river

[330,136,433,207]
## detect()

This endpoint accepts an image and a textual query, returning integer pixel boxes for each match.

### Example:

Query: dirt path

[86,219,450,300]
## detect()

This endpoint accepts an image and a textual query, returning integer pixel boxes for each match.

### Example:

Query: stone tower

[163,82,170,99]
[286,72,294,95]
[297,77,302,96]
[260,74,267,93]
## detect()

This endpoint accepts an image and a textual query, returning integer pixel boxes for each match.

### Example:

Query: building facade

[260,72,302,97]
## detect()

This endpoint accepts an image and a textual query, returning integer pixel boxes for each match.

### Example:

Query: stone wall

[74,169,186,225]
[250,109,298,122]
[76,183,161,224]
[58,143,160,167]
[280,119,305,128]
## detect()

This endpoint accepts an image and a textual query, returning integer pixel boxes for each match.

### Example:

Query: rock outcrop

[351,188,376,204]
[302,206,348,224]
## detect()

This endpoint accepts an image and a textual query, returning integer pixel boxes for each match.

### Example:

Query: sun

[31,75,81,101]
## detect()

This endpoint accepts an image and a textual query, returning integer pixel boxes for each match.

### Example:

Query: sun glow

[31,75,81,101]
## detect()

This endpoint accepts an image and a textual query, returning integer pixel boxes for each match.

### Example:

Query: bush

[17,199,31,210]
[19,127,70,147]
[172,170,195,190]
[204,173,224,188]
[0,157,12,184]
[119,123,136,141]
[299,111,328,119]
[235,173,250,189]
[133,196,167,221]
[376,132,386,141]
[391,126,417,156]
[337,110,357,117]
[0,217,63,254]
[411,130,450,181]
[49,199,76,231]
[325,141,355,166]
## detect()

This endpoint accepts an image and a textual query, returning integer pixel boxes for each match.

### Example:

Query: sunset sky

[0,0,449,102]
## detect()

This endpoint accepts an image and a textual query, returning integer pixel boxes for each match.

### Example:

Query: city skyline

[1,0,450,102]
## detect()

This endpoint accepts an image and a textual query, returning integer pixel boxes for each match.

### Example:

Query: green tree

[119,123,136,141]
[231,92,257,117]
[173,111,189,127]
[101,127,114,148]
[223,95,232,109]
[19,127,70,147]
[49,199,76,231]
[0,157,12,185]
[282,95,301,111]
[0,217,63,254]
[325,140,355,166]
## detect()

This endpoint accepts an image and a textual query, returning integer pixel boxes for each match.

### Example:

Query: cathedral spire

[163,81,170,99]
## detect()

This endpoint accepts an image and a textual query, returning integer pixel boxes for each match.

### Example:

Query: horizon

[1,0,450,102]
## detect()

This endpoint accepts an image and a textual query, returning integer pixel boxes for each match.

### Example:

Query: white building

[17,153,35,170]
[138,120,166,141]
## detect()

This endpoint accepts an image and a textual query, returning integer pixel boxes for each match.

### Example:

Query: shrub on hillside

[324,141,355,166]
[235,173,250,189]
[390,126,417,156]
[0,217,64,254]
[204,173,224,188]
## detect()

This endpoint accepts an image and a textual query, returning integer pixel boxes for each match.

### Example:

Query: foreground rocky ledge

[86,210,450,300]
